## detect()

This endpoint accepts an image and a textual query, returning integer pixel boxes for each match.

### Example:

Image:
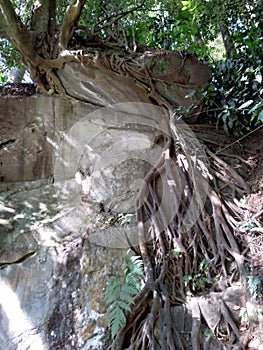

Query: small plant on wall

[104,251,144,339]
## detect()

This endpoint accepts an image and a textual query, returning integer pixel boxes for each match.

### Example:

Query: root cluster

[110,116,248,350]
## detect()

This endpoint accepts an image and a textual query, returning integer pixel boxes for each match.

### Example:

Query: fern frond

[124,253,144,277]
[105,276,123,304]
[106,305,126,339]
[104,251,145,339]
[120,282,139,299]
[116,300,132,312]
[125,274,141,288]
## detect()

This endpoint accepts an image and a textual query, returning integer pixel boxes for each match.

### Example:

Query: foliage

[104,213,135,227]
[200,57,263,133]
[0,39,22,83]
[183,259,213,293]
[104,252,144,339]
[240,303,259,327]
[204,328,213,342]
[94,212,135,233]
[200,0,263,132]
[238,218,259,234]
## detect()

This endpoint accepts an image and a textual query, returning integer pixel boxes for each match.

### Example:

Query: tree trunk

[219,22,236,57]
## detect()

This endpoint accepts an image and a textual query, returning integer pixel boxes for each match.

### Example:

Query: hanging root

[110,115,248,350]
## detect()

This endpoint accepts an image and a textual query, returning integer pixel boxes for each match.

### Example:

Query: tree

[0,1,260,349]
[202,0,263,131]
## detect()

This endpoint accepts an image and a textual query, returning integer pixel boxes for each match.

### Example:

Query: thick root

[110,116,248,349]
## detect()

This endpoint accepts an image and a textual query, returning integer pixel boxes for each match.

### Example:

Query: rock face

[0,94,166,349]
[58,52,211,118]
[0,55,212,349]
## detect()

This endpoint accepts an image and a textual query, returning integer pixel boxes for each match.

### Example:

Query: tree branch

[31,0,56,34]
[95,0,146,34]
[0,0,35,60]
[0,0,26,45]
[49,0,57,34]
[218,22,236,57]
[0,16,9,39]
[60,0,86,49]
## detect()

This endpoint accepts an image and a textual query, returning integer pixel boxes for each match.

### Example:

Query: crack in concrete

[0,139,15,150]
[0,251,36,269]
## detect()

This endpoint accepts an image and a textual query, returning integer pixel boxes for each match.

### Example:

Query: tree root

[109,115,248,349]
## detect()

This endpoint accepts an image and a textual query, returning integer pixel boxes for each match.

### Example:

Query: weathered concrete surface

[0,95,95,183]
[0,95,164,349]
[0,209,124,350]
[0,55,212,349]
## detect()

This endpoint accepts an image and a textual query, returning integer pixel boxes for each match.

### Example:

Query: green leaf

[257,110,263,123]
[255,73,262,84]
[186,90,196,98]
[228,119,234,129]
[172,250,181,259]
[116,300,132,312]
[183,275,193,284]
[120,283,139,299]
[238,100,254,109]
[107,305,127,338]
[248,101,263,113]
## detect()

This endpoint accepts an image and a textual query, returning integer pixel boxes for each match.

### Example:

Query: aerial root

[109,118,248,349]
